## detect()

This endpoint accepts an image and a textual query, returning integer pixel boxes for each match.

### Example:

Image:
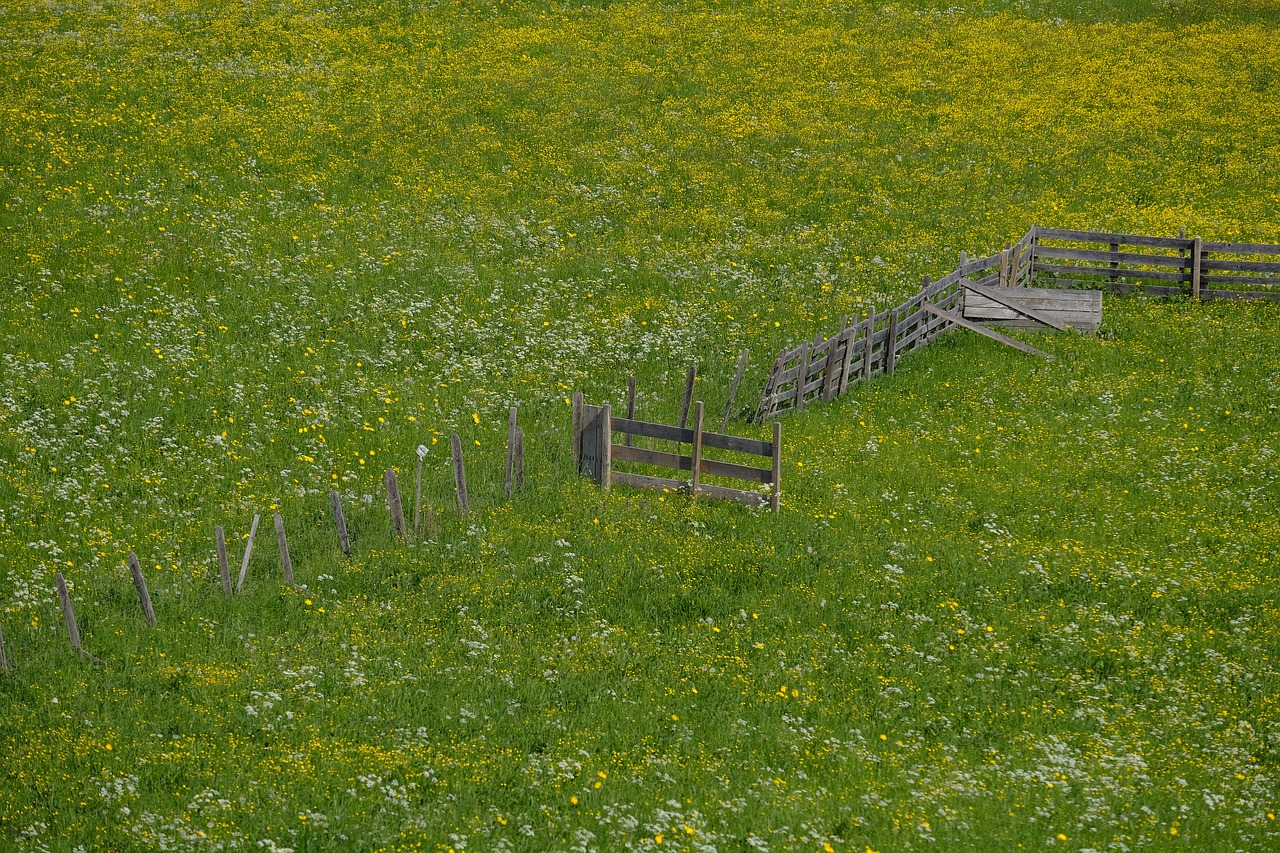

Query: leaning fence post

[236,513,260,593]
[514,426,525,492]
[330,490,351,556]
[1192,236,1203,300]
[56,571,81,652]
[274,513,296,587]
[690,401,705,495]
[127,551,156,626]
[794,340,810,411]
[600,403,612,491]
[721,349,748,432]
[770,421,782,513]
[863,305,876,379]
[0,622,9,672]
[451,433,470,515]
[216,526,231,595]
[821,329,841,403]
[678,365,696,429]
[385,468,408,539]
[505,407,518,498]
[886,308,900,375]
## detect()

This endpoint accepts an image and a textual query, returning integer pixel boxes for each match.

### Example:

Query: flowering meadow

[2,0,1279,850]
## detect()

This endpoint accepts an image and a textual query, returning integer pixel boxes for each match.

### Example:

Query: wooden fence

[574,395,781,512]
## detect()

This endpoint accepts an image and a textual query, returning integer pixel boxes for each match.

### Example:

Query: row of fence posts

[619,352,749,439]
[2,408,527,668]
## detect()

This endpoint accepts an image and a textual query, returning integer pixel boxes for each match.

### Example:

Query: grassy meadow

[2,0,1279,850]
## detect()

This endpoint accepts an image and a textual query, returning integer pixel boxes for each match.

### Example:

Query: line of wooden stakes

[0,409,527,670]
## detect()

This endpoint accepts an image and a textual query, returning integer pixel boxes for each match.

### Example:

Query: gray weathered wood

[963,284,1073,332]
[127,551,156,626]
[689,402,705,494]
[611,470,687,494]
[330,490,351,556]
[720,350,748,433]
[514,426,525,492]
[450,434,470,515]
[838,320,860,395]
[794,340,810,411]
[600,403,612,491]
[1033,262,1189,283]
[861,304,875,381]
[216,525,231,595]
[920,302,1055,360]
[999,246,1010,287]
[1109,242,1119,282]
[611,444,773,483]
[413,446,426,534]
[1034,246,1189,268]
[571,391,584,470]
[678,365,696,429]
[0,622,7,672]
[770,421,782,513]
[626,375,636,446]
[1200,258,1280,273]
[610,416,693,445]
[385,468,408,538]
[56,571,81,651]
[1201,239,1280,256]
[236,513,260,593]
[273,513,296,587]
[1192,236,1203,300]
[1037,227,1193,250]
[885,308,899,375]
[580,404,607,483]
[505,406,518,498]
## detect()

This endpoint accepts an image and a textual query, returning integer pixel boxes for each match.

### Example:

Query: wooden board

[964,286,1101,332]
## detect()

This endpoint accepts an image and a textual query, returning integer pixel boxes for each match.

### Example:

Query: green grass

[2,0,1279,850]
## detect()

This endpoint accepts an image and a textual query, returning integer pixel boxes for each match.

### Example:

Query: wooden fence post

[127,551,156,626]
[601,403,612,491]
[720,350,748,433]
[330,490,352,556]
[919,277,932,344]
[451,433,470,515]
[863,305,876,379]
[770,421,782,513]
[514,426,525,492]
[821,327,841,403]
[505,408,518,498]
[794,340,810,411]
[1192,236,1203,300]
[56,571,81,652]
[626,375,637,446]
[885,308,899,375]
[837,320,857,396]
[572,392,584,471]
[756,349,784,423]
[690,401,705,495]
[274,513,296,587]
[216,526,231,595]
[385,468,408,537]
[678,365,696,429]
[414,445,426,534]
[0,622,8,672]
[236,513,260,593]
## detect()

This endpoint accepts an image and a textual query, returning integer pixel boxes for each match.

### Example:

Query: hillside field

[2,0,1279,850]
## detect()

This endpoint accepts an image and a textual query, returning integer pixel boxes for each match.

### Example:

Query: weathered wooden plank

[837,321,861,396]
[1037,227,1193,250]
[330,490,351,556]
[236,513,260,593]
[963,285,1074,331]
[885,309,899,375]
[385,467,407,537]
[821,328,841,403]
[1201,240,1280,256]
[611,416,694,445]
[692,482,769,508]
[920,303,1055,360]
[1033,262,1189,283]
[1034,246,1189,268]
[450,433,470,514]
[611,471,687,494]
[1192,236,1203,300]
[1202,274,1280,287]
[959,255,1002,275]
[56,571,81,651]
[861,304,876,383]
[794,340,810,412]
[616,444,771,484]
[690,403,705,494]
[1200,258,1280,273]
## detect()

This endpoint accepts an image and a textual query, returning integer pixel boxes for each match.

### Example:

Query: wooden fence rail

[575,395,781,512]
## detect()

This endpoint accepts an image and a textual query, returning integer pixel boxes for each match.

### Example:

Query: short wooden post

[794,340,810,411]
[216,526,231,595]
[56,571,81,651]
[236,513,260,593]
[451,433,470,515]
[1109,241,1119,283]
[505,407,518,498]
[720,350,747,433]
[678,365,696,429]
[770,421,782,513]
[330,490,351,557]
[1192,236,1203,300]
[625,375,637,446]
[127,551,156,626]
[885,308,899,375]
[600,403,612,491]
[274,513,296,586]
[0,622,9,672]
[572,392,584,471]
[863,305,876,379]
[959,250,968,268]
[414,445,427,533]
[385,468,408,537]
[690,402,705,495]
[514,426,525,492]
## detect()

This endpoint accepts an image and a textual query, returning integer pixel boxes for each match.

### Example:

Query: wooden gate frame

[573,394,781,512]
